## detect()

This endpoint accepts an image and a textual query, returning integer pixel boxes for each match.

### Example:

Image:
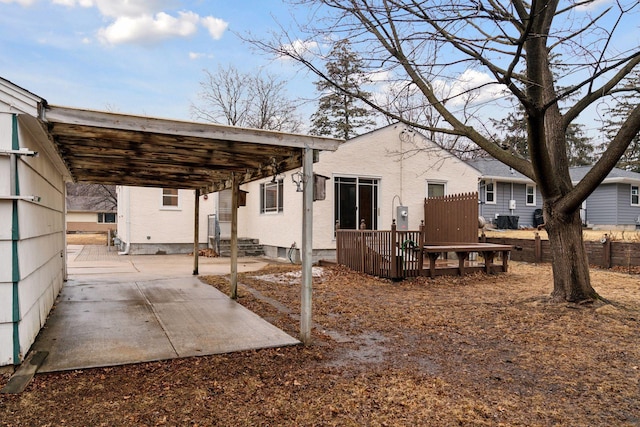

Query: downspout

[10,114,21,364]
[118,186,131,255]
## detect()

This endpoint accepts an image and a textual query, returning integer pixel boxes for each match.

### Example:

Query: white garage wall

[0,112,66,366]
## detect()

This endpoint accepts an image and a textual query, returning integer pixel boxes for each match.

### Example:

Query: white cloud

[97,11,200,45]
[91,0,172,18]
[575,0,613,12]
[279,39,319,58]
[201,16,227,40]
[434,69,507,106]
[51,0,93,7]
[1,0,37,6]
[49,0,228,45]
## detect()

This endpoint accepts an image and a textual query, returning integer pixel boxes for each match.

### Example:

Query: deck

[336,230,513,280]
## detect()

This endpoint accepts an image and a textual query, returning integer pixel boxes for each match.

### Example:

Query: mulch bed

[1,262,639,426]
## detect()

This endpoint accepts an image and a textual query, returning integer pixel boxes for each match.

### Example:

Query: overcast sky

[0,0,314,121]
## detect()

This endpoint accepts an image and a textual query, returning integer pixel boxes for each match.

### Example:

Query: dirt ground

[66,233,108,246]
[1,260,639,426]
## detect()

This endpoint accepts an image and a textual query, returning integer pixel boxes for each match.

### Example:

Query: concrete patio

[30,245,299,373]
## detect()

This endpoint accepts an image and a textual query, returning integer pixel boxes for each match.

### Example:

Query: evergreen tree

[492,104,594,166]
[310,40,376,140]
[599,70,640,172]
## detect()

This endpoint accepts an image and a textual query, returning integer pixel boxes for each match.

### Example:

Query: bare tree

[191,65,303,132]
[66,183,117,211]
[250,0,640,303]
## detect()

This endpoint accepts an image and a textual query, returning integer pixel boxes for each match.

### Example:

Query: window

[260,179,284,214]
[218,190,232,222]
[334,176,379,230]
[97,212,116,223]
[426,181,446,198]
[162,188,179,208]
[632,185,639,206]
[526,184,536,206]
[484,181,495,204]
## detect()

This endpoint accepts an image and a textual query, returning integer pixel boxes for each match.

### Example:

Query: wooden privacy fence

[483,234,640,270]
[336,223,424,280]
[424,192,478,243]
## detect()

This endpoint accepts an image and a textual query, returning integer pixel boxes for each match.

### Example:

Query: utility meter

[396,206,409,230]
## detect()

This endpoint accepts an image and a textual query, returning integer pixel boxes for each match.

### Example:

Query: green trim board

[11,113,21,364]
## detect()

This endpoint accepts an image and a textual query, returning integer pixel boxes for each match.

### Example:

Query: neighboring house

[231,124,481,261]
[66,183,117,233]
[469,158,640,230]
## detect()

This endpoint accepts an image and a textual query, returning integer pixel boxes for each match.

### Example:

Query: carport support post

[300,147,313,345]
[193,188,200,275]
[230,174,239,299]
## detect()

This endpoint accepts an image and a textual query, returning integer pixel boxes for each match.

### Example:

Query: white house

[117,125,480,262]
[232,124,481,261]
[0,79,69,366]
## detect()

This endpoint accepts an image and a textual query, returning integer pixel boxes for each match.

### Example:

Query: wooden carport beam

[230,174,239,299]
[193,188,200,276]
[300,147,314,345]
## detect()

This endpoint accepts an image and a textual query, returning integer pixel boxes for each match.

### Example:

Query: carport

[45,105,341,344]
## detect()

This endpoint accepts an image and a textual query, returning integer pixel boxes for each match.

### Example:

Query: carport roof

[44,105,341,192]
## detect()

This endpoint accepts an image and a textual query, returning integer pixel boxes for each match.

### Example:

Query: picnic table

[422,242,513,278]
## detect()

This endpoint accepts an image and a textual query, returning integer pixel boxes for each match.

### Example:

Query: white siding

[67,211,98,223]
[0,111,66,366]
[118,186,214,253]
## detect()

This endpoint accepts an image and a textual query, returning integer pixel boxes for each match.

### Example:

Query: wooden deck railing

[336,192,512,280]
[336,223,423,280]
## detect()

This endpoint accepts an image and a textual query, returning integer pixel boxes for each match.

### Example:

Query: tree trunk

[544,203,599,302]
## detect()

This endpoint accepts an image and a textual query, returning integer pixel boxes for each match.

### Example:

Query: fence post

[535,232,541,263]
[360,229,366,273]
[418,220,424,272]
[603,234,611,269]
[335,221,340,263]
[391,220,398,279]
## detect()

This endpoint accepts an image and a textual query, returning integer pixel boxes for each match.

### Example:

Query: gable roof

[569,166,640,184]
[468,158,640,185]
[467,158,532,183]
[0,77,45,117]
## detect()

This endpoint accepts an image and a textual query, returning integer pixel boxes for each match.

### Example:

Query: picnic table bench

[422,242,513,278]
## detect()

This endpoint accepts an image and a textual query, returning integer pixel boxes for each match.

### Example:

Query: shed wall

[0,113,66,366]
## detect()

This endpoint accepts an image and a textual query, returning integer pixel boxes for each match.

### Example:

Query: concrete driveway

[31,245,299,372]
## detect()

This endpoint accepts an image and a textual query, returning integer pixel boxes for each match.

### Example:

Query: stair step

[213,238,264,257]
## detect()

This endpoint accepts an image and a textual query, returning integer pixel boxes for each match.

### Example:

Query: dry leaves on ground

[1,261,639,426]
